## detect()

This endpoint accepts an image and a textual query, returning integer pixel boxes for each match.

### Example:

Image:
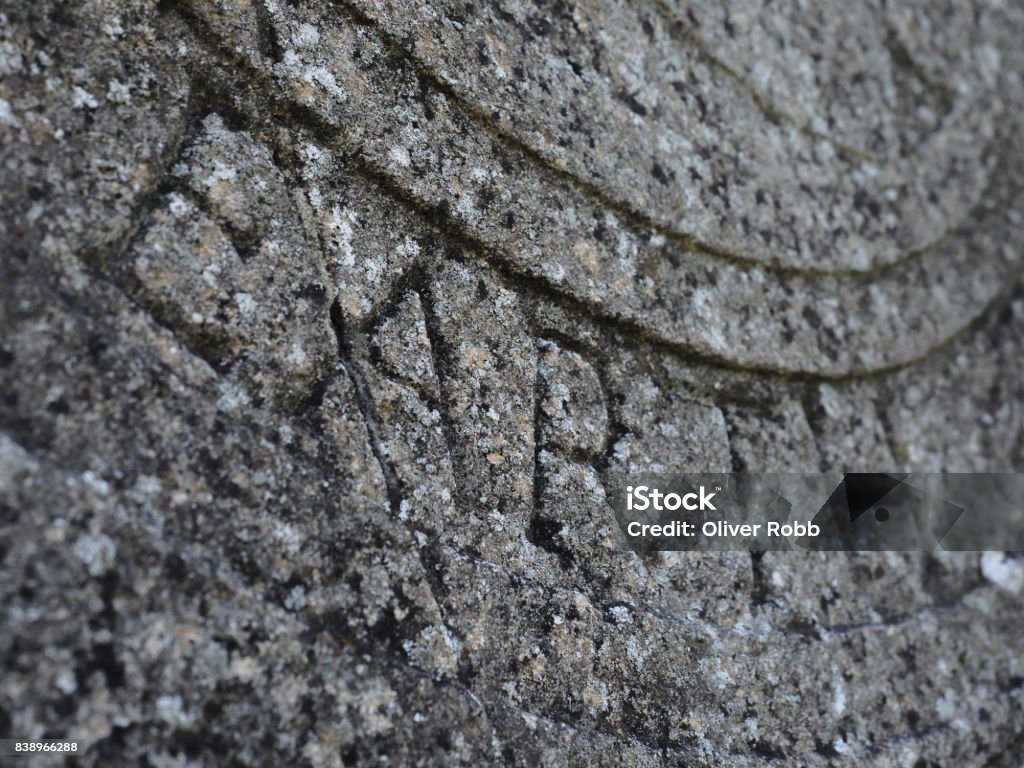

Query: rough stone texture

[1,0,1024,766]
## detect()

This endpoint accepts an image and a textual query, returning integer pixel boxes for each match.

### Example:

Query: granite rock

[2,0,1024,765]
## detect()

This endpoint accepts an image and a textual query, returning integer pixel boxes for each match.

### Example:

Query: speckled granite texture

[2,0,1024,765]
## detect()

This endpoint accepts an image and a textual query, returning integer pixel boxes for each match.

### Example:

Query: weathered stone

[2,0,1024,764]
[368,291,441,402]
[537,340,608,459]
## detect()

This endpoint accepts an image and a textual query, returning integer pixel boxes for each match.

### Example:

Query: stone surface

[1,0,1023,766]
